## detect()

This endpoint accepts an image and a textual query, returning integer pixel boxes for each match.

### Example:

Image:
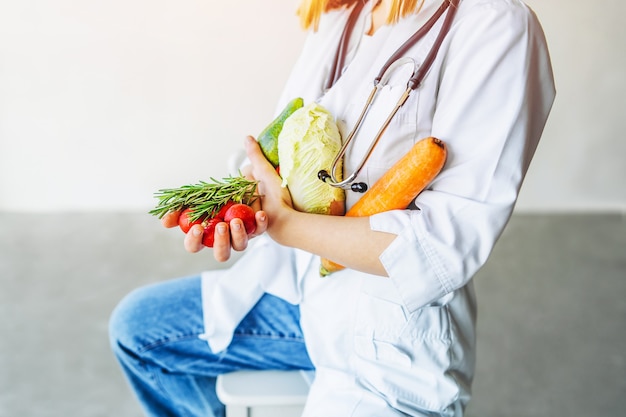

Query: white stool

[216,370,312,417]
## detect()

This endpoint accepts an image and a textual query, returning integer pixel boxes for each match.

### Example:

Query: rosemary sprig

[149,175,259,221]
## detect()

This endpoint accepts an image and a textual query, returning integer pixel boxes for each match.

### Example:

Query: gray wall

[0,0,624,212]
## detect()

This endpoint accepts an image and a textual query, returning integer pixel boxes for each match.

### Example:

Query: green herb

[149,175,259,221]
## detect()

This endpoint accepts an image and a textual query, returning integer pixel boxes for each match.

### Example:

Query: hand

[160,175,269,263]
[243,135,294,238]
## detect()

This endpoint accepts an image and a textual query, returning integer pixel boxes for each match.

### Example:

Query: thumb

[244,135,275,176]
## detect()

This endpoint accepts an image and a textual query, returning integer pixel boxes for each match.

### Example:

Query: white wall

[0,0,624,212]
[517,0,626,212]
[0,0,305,211]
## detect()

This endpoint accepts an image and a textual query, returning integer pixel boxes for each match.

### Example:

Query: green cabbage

[277,102,345,214]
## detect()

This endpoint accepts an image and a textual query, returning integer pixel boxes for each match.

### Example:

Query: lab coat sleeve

[370,1,555,313]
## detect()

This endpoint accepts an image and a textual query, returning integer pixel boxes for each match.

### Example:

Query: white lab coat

[200,0,555,415]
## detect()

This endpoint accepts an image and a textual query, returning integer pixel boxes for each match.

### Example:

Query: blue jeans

[108,275,314,417]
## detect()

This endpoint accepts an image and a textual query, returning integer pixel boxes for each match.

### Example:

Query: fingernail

[192,227,202,236]
[259,214,266,222]
[217,224,227,235]
[232,222,241,232]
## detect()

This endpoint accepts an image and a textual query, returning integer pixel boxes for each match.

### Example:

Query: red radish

[215,200,235,220]
[202,218,222,248]
[178,208,204,233]
[223,204,256,235]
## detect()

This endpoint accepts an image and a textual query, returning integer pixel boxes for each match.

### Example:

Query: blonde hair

[297,0,424,31]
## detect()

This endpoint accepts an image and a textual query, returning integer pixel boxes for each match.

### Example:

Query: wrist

[266,205,300,246]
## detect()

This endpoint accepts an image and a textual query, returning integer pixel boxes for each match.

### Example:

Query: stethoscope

[318,0,460,193]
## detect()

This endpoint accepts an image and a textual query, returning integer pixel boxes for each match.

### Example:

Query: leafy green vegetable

[278,103,345,214]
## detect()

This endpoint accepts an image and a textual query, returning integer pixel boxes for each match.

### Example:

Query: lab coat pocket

[353,292,458,413]
[353,292,452,365]
[354,294,411,367]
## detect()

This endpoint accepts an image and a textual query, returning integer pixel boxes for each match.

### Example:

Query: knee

[109,276,201,358]
[108,285,155,355]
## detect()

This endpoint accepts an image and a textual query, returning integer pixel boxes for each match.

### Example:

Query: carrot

[319,136,447,276]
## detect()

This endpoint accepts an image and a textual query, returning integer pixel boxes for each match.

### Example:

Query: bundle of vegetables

[149,177,260,247]
[149,97,345,246]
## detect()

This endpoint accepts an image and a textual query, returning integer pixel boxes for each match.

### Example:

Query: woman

[109,0,555,416]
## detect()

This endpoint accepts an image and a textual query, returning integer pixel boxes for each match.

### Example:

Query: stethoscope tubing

[319,0,460,192]
[319,58,415,192]
[376,0,458,89]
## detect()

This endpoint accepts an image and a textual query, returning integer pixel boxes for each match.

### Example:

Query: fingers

[213,219,251,262]
[244,136,279,181]
[184,225,205,253]
[251,210,268,237]
[212,223,232,262]
[244,135,291,216]
[244,135,264,165]
[185,216,266,261]
[227,219,249,250]
[161,211,180,228]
